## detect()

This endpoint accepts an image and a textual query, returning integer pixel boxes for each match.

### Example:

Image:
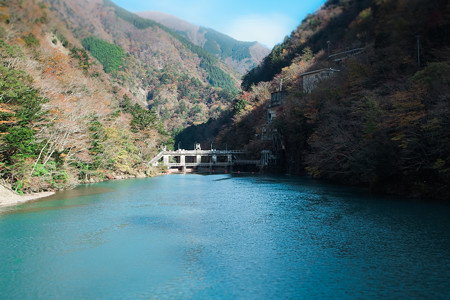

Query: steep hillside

[137,11,270,75]
[135,11,205,46]
[0,0,170,194]
[0,0,245,195]
[44,0,239,130]
[202,0,450,201]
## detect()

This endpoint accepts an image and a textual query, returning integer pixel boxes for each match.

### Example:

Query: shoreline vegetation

[0,170,170,208]
[2,170,448,209]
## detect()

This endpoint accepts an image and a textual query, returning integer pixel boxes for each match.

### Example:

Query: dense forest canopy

[0,0,176,193]
[81,36,127,75]
[202,27,256,62]
[196,0,450,201]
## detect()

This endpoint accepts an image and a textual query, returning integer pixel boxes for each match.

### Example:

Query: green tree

[82,36,127,75]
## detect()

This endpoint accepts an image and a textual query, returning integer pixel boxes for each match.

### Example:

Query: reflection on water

[1,185,115,214]
[40,184,115,201]
[0,175,449,299]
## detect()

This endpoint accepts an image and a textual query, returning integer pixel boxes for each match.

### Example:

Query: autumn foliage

[216,0,450,200]
[0,0,169,193]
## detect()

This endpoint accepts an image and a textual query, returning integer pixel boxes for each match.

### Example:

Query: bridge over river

[149,147,273,174]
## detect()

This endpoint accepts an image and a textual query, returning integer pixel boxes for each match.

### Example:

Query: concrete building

[300,68,340,93]
[267,91,287,123]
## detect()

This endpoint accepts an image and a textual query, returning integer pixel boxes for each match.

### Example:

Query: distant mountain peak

[137,11,200,33]
[136,11,270,75]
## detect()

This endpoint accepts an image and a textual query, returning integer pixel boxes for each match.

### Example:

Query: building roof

[299,68,340,77]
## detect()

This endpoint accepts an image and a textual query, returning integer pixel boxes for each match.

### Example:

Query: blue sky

[110,0,326,48]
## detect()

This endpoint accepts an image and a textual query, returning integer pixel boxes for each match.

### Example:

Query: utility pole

[416,35,421,68]
[279,78,283,92]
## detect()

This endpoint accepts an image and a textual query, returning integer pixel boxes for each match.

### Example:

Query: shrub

[23,33,40,47]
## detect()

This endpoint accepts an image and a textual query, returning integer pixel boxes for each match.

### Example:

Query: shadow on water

[43,185,115,201]
[213,177,231,182]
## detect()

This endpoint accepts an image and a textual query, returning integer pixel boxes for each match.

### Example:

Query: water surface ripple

[1,175,449,299]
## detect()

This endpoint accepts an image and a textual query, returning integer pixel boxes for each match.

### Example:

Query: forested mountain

[192,0,449,201]
[137,11,270,75]
[44,0,240,130]
[2,0,448,201]
[0,0,240,194]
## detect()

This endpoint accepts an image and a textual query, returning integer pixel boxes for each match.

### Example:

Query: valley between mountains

[0,0,449,201]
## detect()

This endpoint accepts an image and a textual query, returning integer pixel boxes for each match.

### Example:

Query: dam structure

[149,144,273,173]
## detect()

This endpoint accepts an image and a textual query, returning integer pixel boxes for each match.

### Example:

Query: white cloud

[223,13,295,48]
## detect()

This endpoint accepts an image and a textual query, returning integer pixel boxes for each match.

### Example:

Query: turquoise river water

[1,174,449,299]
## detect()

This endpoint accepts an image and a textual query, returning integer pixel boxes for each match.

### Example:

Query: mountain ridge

[178,0,450,201]
[44,0,240,129]
[136,11,270,74]
[0,0,241,194]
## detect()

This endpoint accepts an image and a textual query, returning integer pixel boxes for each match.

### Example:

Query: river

[0,174,449,299]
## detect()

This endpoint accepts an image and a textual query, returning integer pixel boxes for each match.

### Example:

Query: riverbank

[0,185,54,208]
[0,170,167,208]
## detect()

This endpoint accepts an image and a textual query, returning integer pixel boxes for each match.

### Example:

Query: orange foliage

[391,88,426,128]
[31,24,42,37]
[0,6,9,22]
[0,106,14,114]
[49,109,63,116]
[14,37,26,46]
[0,120,16,125]
[43,52,71,77]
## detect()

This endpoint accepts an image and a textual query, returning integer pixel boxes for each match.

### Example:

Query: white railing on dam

[148,148,268,172]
